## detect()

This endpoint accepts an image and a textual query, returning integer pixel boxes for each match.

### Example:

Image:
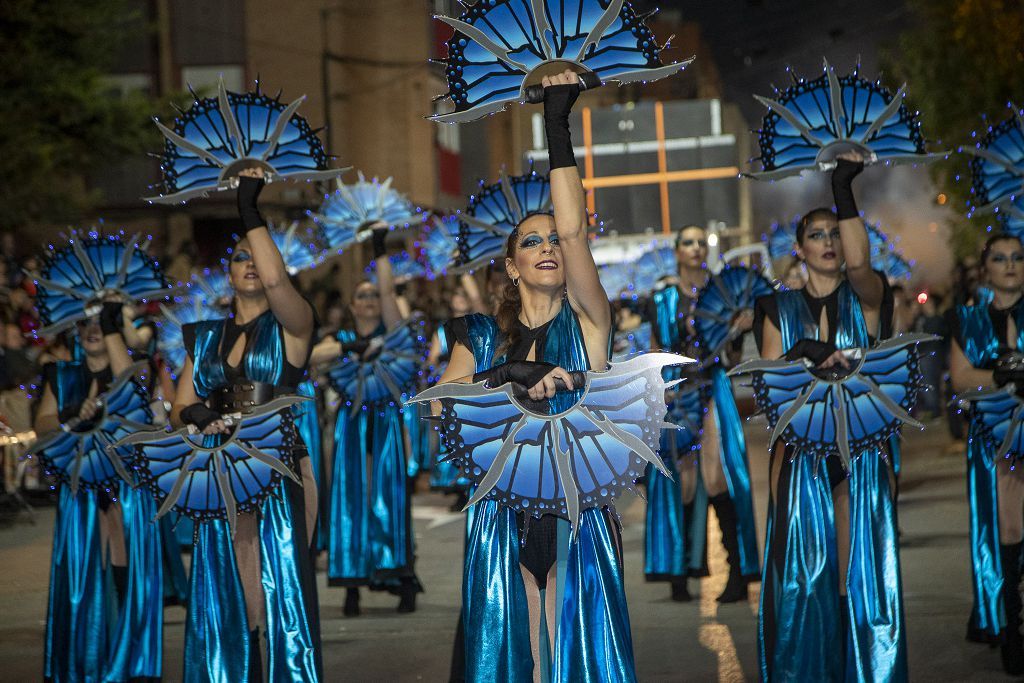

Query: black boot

[344,587,361,617]
[397,577,417,613]
[112,564,128,605]
[670,576,692,602]
[248,628,263,683]
[710,494,748,603]
[1000,542,1024,675]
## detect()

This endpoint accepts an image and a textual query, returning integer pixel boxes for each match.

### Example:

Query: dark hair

[674,224,705,248]
[981,233,1024,265]
[796,207,838,245]
[494,230,523,359]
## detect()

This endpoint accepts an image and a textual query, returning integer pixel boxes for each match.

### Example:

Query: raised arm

[542,70,611,335]
[371,225,403,329]
[236,168,315,339]
[99,301,133,376]
[832,153,884,309]
[950,339,993,392]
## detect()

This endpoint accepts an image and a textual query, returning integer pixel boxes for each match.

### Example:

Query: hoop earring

[512,277,520,287]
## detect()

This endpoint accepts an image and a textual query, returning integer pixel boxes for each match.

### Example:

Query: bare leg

[679,453,698,505]
[233,512,266,631]
[832,480,850,595]
[520,566,544,683]
[544,564,558,662]
[700,399,728,498]
[998,460,1024,545]
[100,503,127,567]
[299,458,318,549]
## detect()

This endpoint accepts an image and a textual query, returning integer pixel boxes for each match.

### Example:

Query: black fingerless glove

[99,301,123,336]
[59,402,82,424]
[474,360,557,391]
[993,351,1024,387]
[339,338,371,356]
[180,402,222,431]
[544,84,580,170]
[785,339,838,366]
[371,227,388,259]
[236,175,266,232]
[831,158,864,221]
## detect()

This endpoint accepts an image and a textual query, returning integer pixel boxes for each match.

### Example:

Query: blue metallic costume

[180,310,322,682]
[647,284,759,585]
[954,291,1024,640]
[450,303,638,682]
[327,323,417,589]
[754,277,906,682]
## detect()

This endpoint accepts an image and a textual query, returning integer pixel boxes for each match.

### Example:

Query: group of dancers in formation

[26,14,1024,683]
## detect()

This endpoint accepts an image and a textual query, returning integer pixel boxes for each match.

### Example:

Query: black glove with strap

[236,175,266,232]
[99,301,123,336]
[180,402,222,431]
[371,227,389,260]
[785,339,838,366]
[544,84,580,170]
[474,360,557,391]
[831,158,864,221]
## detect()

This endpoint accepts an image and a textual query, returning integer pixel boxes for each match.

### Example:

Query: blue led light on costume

[324,319,428,417]
[455,166,552,273]
[431,0,694,123]
[412,352,690,529]
[111,397,305,532]
[35,230,173,336]
[732,334,933,468]
[147,78,346,204]
[748,60,945,180]
[969,104,1024,236]
[309,172,424,253]
[693,265,774,356]
[29,365,153,494]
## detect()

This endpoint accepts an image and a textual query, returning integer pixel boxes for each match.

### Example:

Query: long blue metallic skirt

[643,461,686,580]
[44,487,110,683]
[294,381,326,551]
[464,501,637,682]
[105,485,164,681]
[328,405,413,584]
[159,515,188,605]
[966,425,1004,637]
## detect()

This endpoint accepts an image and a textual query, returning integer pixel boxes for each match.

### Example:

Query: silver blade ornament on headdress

[146,78,349,204]
[968,103,1024,237]
[308,172,425,254]
[431,0,694,123]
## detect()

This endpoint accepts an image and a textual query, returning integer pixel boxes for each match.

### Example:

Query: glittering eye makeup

[231,250,252,263]
[518,233,559,249]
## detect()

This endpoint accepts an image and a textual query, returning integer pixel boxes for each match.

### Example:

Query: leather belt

[210,381,293,415]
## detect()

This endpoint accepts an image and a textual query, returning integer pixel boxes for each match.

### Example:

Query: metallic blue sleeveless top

[187,310,294,399]
[775,280,872,351]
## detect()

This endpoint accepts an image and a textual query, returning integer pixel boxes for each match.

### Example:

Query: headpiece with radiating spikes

[308,172,424,254]
[968,103,1024,237]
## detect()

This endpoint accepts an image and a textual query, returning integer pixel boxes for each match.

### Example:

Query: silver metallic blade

[261,95,307,161]
[576,0,625,62]
[462,417,529,509]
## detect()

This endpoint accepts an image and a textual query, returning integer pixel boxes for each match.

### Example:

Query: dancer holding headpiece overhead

[951,233,1024,674]
[749,153,909,681]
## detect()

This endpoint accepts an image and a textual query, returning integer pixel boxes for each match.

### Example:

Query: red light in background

[917,292,928,304]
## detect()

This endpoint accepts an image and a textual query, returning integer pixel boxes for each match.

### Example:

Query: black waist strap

[210,381,294,415]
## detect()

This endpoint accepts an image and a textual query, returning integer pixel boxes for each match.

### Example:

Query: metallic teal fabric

[458,305,637,681]
[105,484,163,681]
[294,379,326,550]
[956,296,1024,637]
[186,313,322,682]
[643,461,686,579]
[159,516,188,604]
[44,486,109,683]
[327,325,413,585]
[761,281,907,682]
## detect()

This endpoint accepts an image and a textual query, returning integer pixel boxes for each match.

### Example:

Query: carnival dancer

[169,168,321,681]
[753,154,906,681]
[950,233,1024,674]
[646,227,760,602]
[315,225,422,615]
[434,70,637,682]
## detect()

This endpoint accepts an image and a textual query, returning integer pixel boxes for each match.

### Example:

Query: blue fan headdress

[663,379,708,462]
[411,352,691,530]
[958,383,1024,464]
[111,396,306,532]
[365,251,428,284]
[34,230,173,337]
[264,221,326,275]
[693,265,775,358]
[455,166,552,273]
[748,61,945,181]
[419,214,461,277]
[323,318,428,417]
[156,296,222,378]
[731,334,933,468]
[431,0,693,123]
[147,79,346,204]
[309,173,424,254]
[866,223,913,280]
[968,103,1024,236]
[189,268,232,306]
[763,219,799,261]
[28,364,153,495]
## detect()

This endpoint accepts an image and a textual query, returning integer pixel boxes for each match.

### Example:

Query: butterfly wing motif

[35,232,172,336]
[662,377,708,462]
[365,251,428,285]
[147,79,345,204]
[693,265,774,357]
[433,0,693,123]
[865,223,913,280]
[763,220,798,261]
[157,297,220,377]
[749,61,943,180]
[190,269,232,306]
[325,319,428,417]
[959,384,1024,462]
[29,366,153,494]
[733,334,930,467]
[267,221,326,275]
[454,167,552,273]
[420,215,461,276]
[412,352,689,528]
[612,322,652,361]
[969,105,1024,235]
[112,396,305,531]
[310,173,423,254]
